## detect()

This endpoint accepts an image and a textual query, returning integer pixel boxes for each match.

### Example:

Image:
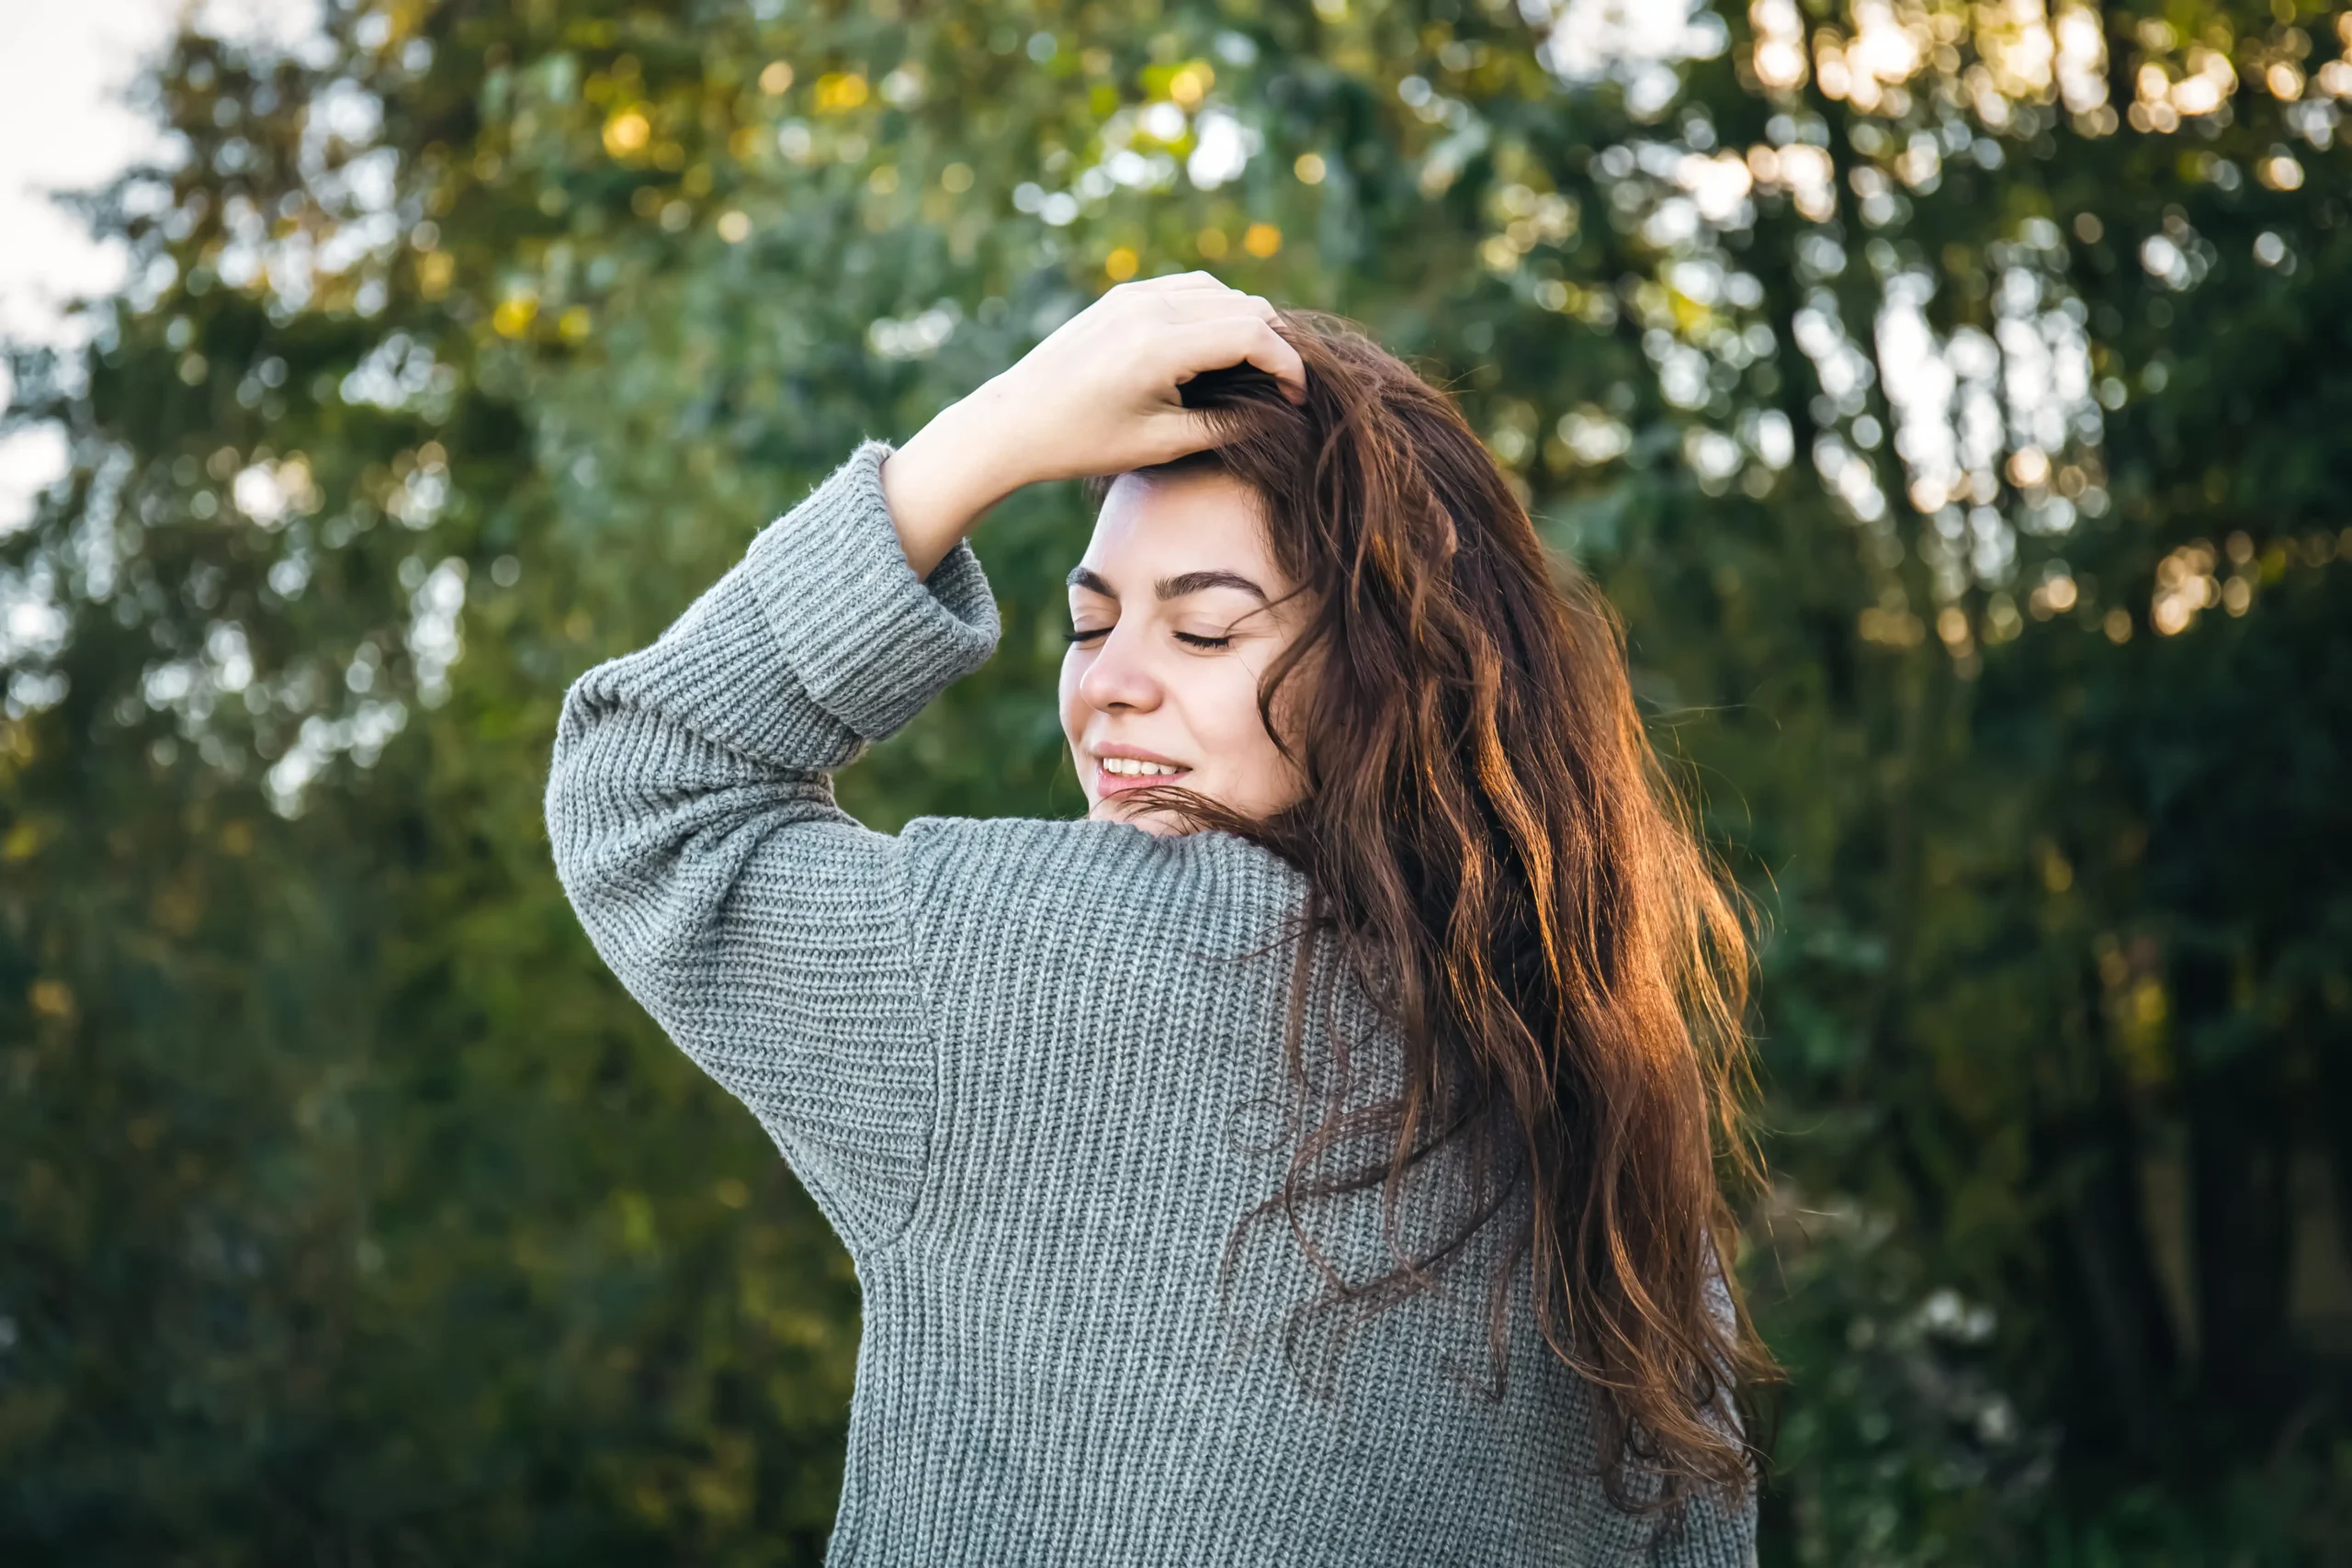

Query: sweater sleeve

[543,437,1001,1255]
[1646,1251,1761,1567]
[1645,1470,1757,1568]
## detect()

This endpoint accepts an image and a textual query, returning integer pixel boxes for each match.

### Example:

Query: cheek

[1182,663,1279,768]
[1057,656,1080,738]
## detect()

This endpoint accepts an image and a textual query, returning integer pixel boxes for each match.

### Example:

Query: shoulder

[895,814,1311,961]
[891,816,1325,1124]
[900,813,1303,897]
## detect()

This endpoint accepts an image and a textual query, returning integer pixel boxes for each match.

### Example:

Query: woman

[546,272,1777,1564]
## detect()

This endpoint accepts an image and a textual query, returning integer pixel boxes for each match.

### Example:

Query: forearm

[543,438,1002,1251]
[879,273,1311,575]
[878,381,1039,580]
[546,438,1001,907]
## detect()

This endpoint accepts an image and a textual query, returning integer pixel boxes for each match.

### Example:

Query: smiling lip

[1090,745,1193,796]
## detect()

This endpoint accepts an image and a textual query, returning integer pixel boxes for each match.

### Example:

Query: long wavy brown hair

[1081,308,1781,1519]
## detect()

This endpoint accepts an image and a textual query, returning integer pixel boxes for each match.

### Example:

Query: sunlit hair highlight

[1080,308,1781,1520]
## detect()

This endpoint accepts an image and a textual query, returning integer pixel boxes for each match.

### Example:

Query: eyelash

[1064,627,1232,650]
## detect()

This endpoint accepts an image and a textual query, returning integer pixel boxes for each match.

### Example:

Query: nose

[1076,624,1164,713]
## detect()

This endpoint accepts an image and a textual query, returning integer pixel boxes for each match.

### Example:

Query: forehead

[1075,468,1280,591]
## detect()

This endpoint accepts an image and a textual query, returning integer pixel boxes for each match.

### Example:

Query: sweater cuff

[744,437,1001,743]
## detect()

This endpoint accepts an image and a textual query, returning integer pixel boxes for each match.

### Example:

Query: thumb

[1136,404,1233,468]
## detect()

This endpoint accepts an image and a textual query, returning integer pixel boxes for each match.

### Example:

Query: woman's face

[1058,467,1312,837]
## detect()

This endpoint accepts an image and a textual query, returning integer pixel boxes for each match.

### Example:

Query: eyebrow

[1066,565,1271,604]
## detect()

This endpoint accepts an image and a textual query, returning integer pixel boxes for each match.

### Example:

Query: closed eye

[1062,626,1234,650]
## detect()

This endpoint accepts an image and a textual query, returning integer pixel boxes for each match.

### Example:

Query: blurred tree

[3,0,2348,1562]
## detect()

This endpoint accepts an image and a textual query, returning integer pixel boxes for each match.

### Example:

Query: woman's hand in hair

[879,272,1306,579]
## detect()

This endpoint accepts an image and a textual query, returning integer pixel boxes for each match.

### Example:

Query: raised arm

[544,275,1306,1253]
[543,439,999,1252]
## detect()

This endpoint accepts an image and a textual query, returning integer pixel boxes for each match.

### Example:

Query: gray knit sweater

[544,439,1757,1566]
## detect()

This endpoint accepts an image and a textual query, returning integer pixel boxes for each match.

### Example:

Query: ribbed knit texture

[545,439,1758,1566]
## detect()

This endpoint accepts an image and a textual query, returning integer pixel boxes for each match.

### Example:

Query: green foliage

[4,0,2349,1561]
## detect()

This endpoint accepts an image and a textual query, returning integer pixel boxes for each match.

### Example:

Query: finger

[1159,317,1309,405]
[1112,270,1241,304]
[1148,289,1281,325]
[1137,407,1227,465]
[1129,268,1231,293]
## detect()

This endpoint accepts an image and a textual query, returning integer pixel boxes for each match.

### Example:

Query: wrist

[926,374,1046,493]
[879,392,1031,578]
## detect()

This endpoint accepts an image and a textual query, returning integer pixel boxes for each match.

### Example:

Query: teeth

[1102,756,1183,776]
